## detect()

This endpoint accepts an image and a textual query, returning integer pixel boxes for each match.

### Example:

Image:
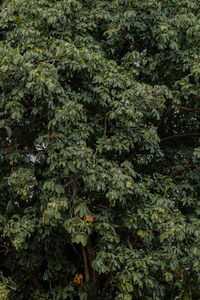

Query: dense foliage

[0,0,200,299]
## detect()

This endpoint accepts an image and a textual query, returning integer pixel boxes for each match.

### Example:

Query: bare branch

[161,132,200,142]
[82,246,90,282]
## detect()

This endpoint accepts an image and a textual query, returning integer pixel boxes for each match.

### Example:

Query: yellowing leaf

[160,25,168,31]
[85,215,94,223]
[126,182,131,188]
[74,273,84,286]
[137,230,143,237]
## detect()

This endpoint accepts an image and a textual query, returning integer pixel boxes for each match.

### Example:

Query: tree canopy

[0,0,200,299]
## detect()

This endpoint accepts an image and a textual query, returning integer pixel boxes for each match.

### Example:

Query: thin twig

[0,244,9,255]
[102,275,111,295]
[103,114,108,138]
[180,106,200,112]
[161,132,200,142]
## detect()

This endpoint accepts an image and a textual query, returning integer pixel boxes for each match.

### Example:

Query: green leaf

[184,293,192,300]
[5,127,12,137]
[55,184,65,194]
[72,234,87,246]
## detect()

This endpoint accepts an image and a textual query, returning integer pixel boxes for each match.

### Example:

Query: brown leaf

[50,132,56,140]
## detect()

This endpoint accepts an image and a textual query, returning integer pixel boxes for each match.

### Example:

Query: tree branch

[161,132,200,142]
[180,106,200,112]
[82,246,90,282]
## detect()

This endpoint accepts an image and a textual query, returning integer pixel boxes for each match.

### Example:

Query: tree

[0,0,200,299]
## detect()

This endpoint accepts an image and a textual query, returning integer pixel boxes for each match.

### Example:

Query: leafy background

[0,0,200,299]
